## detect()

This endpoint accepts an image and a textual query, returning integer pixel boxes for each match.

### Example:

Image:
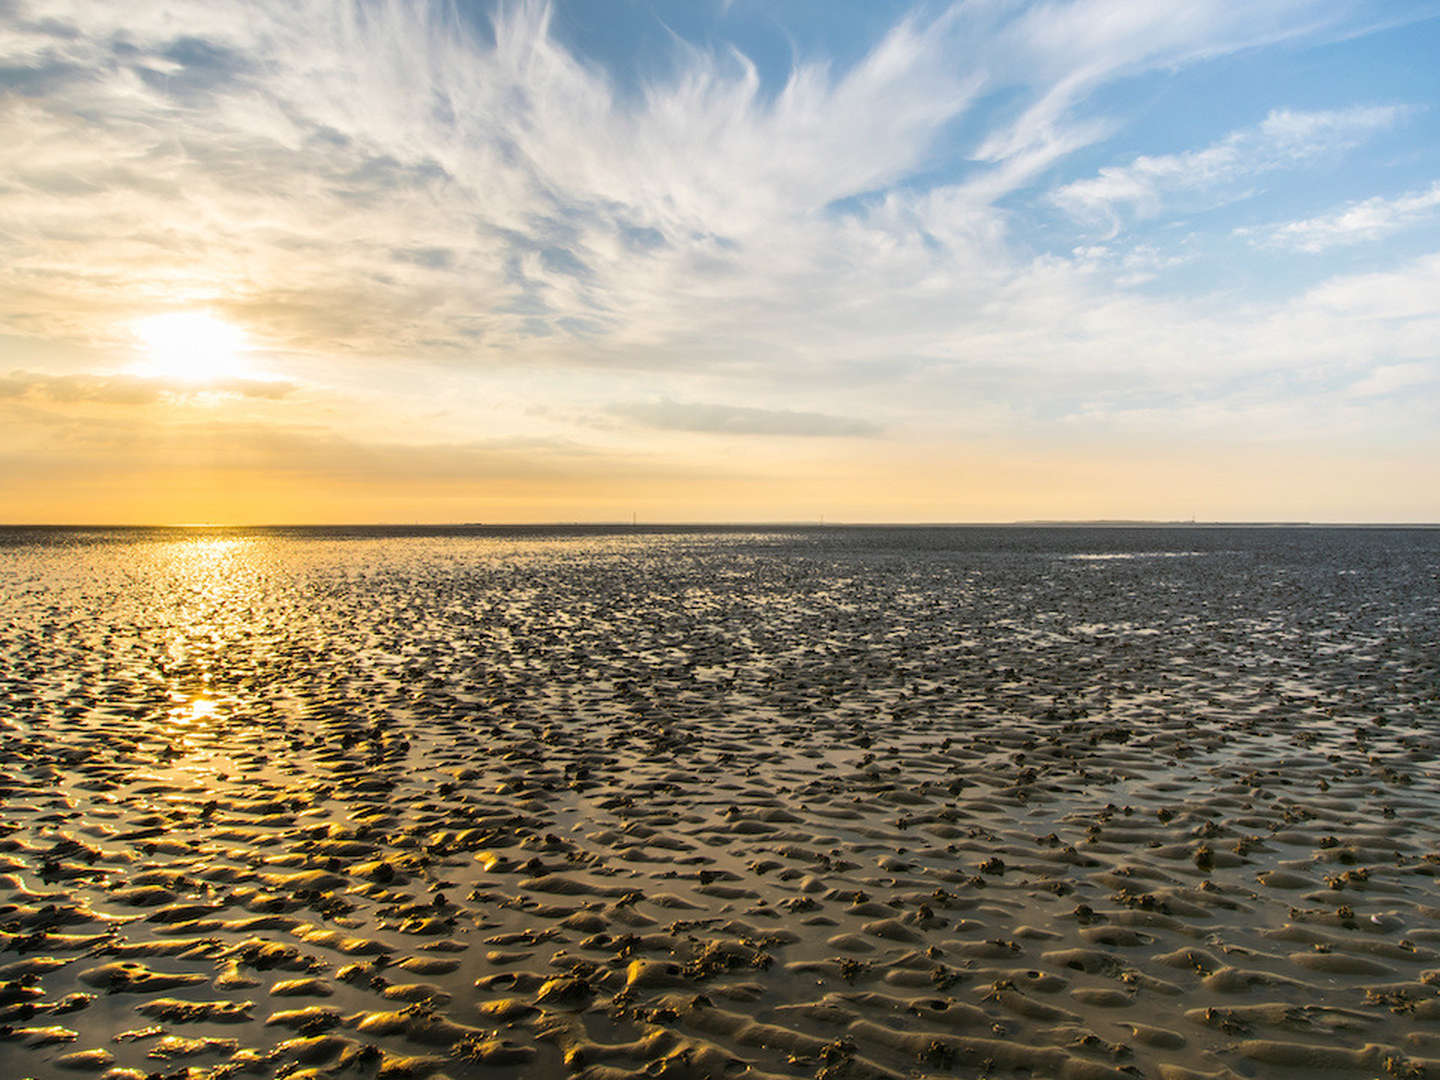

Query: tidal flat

[1,524,1439,1080]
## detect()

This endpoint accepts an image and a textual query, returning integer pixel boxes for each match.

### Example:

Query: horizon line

[3,519,1439,530]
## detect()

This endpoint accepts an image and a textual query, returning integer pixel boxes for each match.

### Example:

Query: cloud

[0,401,717,507]
[1052,105,1410,232]
[1345,362,1435,398]
[0,370,295,404]
[612,398,881,437]
[1297,250,1440,323]
[1,0,1413,367]
[961,1,1410,200]
[1068,242,1193,287]
[1240,181,1440,252]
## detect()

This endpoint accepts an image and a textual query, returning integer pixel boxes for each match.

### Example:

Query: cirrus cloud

[611,398,882,438]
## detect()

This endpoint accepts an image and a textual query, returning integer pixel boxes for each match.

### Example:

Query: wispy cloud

[0,370,295,404]
[0,406,692,487]
[1240,181,1440,252]
[612,398,881,438]
[1,0,1410,367]
[1345,362,1435,398]
[1052,106,1410,233]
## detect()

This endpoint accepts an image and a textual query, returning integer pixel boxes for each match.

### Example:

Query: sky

[2,0,1439,524]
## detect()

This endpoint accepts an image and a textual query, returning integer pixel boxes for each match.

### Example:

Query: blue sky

[1,0,1438,522]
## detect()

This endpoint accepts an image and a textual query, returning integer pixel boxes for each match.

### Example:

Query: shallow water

[2,525,1439,1080]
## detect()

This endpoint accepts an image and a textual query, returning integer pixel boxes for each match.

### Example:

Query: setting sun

[133,311,248,382]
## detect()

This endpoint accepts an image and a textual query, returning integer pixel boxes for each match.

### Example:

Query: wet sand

[2,525,1439,1080]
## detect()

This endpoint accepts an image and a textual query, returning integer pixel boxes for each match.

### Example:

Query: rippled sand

[2,525,1439,1080]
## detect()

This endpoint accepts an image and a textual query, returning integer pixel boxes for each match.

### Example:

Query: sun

[133,311,249,382]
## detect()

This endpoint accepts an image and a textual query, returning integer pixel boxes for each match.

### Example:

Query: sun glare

[134,311,249,382]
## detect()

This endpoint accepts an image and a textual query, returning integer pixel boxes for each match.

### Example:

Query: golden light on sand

[133,311,248,381]
[182,698,219,724]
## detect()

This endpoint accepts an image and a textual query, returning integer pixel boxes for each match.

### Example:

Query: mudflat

[2,525,1438,1080]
